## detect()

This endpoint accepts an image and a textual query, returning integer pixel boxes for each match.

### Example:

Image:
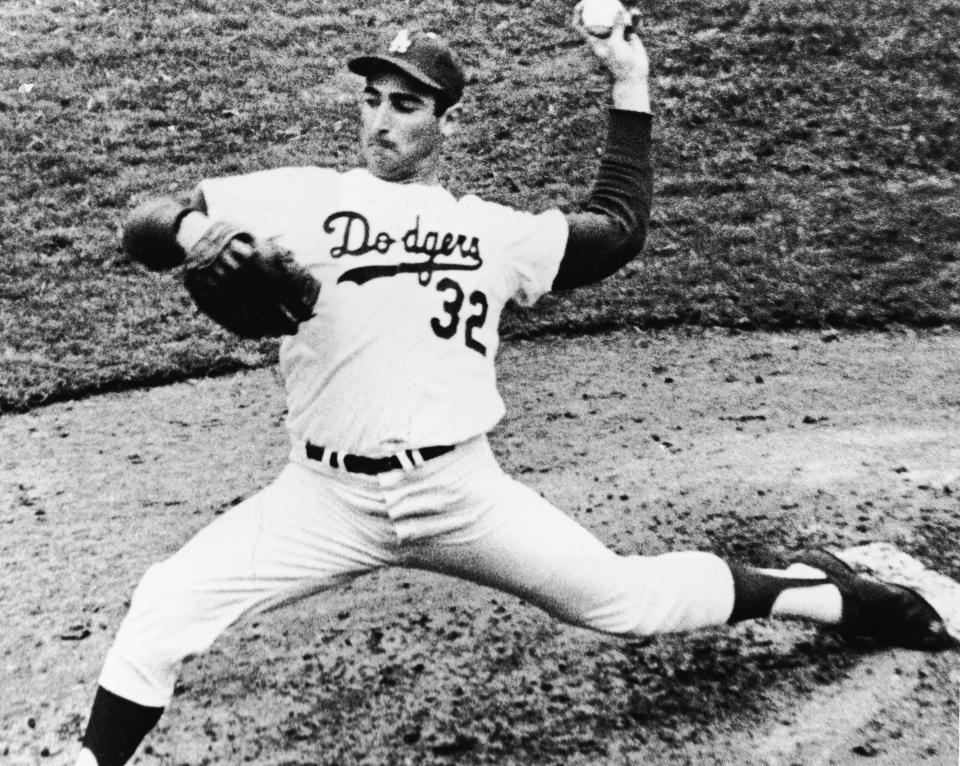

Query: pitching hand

[573,1,650,111]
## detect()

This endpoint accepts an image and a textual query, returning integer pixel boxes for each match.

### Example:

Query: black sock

[81,686,164,766]
[727,564,829,623]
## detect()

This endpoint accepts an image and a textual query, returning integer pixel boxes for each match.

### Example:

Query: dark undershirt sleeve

[551,110,652,292]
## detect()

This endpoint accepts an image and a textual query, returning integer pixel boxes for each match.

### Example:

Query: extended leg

[402,446,945,645]
[402,449,736,636]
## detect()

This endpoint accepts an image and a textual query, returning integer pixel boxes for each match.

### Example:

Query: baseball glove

[183,222,320,339]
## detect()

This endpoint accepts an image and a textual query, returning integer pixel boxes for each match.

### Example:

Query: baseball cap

[348,30,466,107]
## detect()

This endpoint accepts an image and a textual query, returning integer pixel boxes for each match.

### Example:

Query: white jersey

[198,167,568,456]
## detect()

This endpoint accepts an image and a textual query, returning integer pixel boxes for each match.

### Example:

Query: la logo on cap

[389,30,412,53]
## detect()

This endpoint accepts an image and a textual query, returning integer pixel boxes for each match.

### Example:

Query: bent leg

[99,463,394,707]
[409,463,735,637]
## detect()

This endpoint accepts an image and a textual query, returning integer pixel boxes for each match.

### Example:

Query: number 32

[431,277,488,356]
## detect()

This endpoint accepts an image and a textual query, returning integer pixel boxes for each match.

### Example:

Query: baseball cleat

[794,549,959,651]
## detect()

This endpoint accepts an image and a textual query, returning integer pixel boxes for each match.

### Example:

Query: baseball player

[74,10,955,766]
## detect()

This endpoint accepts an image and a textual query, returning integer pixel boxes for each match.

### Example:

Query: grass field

[2,0,959,412]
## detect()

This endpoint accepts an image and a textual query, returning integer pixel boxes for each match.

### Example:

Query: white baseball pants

[99,436,735,707]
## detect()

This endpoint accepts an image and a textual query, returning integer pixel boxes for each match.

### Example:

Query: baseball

[579,0,625,38]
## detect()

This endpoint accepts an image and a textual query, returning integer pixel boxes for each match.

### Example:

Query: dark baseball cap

[348,30,466,107]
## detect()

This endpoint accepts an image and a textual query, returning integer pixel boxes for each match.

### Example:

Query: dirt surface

[2,328,959,765]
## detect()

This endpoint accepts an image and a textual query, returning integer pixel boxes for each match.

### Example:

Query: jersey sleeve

[475,202,568,307]
[193,167,337,236]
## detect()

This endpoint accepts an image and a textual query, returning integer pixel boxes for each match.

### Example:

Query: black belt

[305,442,455,475]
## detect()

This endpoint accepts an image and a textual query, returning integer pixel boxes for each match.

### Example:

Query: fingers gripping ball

[122,197,192,271]
[183,222,321,339]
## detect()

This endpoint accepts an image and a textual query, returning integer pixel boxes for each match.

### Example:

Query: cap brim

[347,55,445,95]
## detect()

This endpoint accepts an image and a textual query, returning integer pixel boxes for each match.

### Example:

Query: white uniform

[208,166,565,456]
[99,167,736,708]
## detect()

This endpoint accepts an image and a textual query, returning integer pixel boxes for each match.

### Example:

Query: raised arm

[552,4,652,292]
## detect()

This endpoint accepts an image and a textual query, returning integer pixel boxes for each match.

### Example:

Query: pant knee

[122,560,197,633]
[563,552,735,637]
[103,560,227,706]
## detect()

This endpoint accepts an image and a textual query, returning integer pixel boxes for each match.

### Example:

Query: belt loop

[395,450,416,471]
[307,442,339,471]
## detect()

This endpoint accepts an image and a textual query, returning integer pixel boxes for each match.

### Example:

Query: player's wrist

[611,76,650,113]
[175,211,213,253]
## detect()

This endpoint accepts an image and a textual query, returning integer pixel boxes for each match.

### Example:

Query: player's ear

[438,104,462,138]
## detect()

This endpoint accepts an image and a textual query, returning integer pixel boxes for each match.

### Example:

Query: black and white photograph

[2,1,959,763]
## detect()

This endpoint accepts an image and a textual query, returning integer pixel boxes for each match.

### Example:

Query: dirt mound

[2,329,958,764]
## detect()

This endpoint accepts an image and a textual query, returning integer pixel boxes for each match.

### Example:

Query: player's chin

[364,152,409,182]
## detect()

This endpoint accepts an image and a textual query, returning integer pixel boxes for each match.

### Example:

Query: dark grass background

[2,0,958,412]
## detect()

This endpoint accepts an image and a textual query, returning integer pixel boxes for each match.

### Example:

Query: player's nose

[370,103,394,134]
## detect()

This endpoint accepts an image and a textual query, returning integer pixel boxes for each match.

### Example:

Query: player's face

[359,71,457,183]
